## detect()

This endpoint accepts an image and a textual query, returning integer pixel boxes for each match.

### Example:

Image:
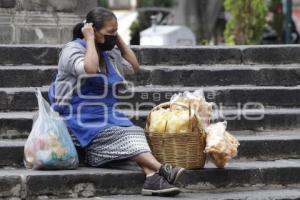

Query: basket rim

[145,130,204,134]
[144,130,205,138]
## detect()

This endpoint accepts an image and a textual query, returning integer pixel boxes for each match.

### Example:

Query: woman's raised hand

[81,23,95,41]
[81,22,99,74]
[116,33,140,73]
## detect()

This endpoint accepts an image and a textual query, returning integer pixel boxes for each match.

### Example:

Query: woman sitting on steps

[48,7,184,197]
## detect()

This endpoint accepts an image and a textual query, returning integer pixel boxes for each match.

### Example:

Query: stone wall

[0,0,98,44]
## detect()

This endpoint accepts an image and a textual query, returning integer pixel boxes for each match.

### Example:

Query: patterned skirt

[71,125,151,167]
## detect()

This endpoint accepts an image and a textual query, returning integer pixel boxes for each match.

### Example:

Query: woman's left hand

[116,33,140,73]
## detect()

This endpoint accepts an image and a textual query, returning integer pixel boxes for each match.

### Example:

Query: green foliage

[268,0,284,40]
[99,0,109,8]
[129,20,140,44]
[137,0,174,8]
[224,0,267,45]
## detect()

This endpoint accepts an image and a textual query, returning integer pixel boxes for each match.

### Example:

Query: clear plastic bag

[165,109,190,133]
[205,122,240,168]
[148,105,191,134]
[24,89,79,170]
[170,90,213,130]
[149,108,171,133]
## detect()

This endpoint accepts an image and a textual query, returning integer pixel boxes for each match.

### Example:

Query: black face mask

[96,35,116,51]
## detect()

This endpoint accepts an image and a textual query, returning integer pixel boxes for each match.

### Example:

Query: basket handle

[151,102,189,112]
[188,103,192,132]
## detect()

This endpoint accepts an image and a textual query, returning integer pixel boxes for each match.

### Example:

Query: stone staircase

[1,45,300,199]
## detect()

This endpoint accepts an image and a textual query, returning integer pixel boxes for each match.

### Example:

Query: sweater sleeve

[60,42,87,77]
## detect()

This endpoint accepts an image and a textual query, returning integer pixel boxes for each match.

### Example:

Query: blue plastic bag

[24,89,79,170]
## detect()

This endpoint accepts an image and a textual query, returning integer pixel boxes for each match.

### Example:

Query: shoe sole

[173,168,185,184]
[141,187,180,196]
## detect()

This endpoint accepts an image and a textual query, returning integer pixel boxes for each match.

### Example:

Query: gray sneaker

[141,173,180,196]
[159,164,185,184]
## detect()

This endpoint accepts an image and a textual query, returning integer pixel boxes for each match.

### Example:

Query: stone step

[1,159,300,199]
[83,189,300,200]
[2,85,300,111]
[1,131,300,167]
[121,85,300,109]
[1,45,300,65]
[1,108,300,139]
[3,64,300,87]
[128,65,300,87]
[0,65,56,87]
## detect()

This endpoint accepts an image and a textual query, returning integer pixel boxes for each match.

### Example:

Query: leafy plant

[99,0,109,8]
[268,0,285,41]
[137,0,174,7]
[224,0,267,44]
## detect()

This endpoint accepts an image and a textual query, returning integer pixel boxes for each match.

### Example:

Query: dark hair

[72,7,116,40]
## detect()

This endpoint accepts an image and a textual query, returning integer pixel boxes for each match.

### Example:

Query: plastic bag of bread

[165,109,190,133]
[24,89,79,170]
[149,108,170,133]
[170,90,213,129]
[205,122,240,168]
[149,107,191,134]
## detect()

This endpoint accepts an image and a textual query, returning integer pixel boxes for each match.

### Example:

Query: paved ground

[51,189,300,200]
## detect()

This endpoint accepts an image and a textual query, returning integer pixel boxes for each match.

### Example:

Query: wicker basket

[145,102,206,169]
